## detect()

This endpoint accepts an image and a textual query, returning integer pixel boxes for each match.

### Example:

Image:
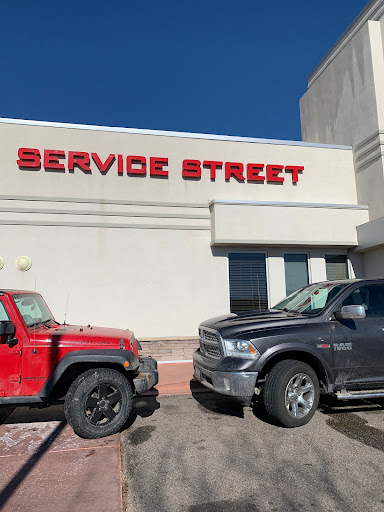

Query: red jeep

[0,289,158,438]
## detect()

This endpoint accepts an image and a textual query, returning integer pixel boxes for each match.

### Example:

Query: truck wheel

[64,368,133,439]
[263,360,319,428]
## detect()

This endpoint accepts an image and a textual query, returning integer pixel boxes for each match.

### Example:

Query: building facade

[0,0,383,338]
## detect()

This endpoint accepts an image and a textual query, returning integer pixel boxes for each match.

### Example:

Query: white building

[0,0,383,338]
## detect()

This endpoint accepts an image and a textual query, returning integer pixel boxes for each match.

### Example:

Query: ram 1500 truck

[193,278,384,427]
[0,289,158,438]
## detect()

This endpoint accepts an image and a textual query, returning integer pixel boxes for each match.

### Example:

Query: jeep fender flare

[255,343,334,389]
[39,349,139,398]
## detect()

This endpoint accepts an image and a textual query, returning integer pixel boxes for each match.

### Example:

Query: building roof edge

[0,117,352,150]
[307,0,384,87]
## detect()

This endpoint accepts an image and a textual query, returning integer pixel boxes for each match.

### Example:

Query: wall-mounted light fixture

[16,256,32,271]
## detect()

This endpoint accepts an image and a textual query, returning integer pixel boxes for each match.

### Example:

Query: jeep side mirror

[334,305,366,321]
[0,321,16,336]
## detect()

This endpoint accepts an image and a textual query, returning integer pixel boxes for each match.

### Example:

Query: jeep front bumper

[133,356,159,395]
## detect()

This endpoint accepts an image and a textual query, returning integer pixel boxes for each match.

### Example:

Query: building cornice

[307,0,384,87]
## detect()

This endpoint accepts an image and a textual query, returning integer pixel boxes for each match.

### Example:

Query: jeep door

[330,284,384,387]
[0,298,22,394]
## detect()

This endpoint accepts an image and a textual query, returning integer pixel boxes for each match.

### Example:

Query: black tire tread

[263,359,319,428]
[64,368,133,439]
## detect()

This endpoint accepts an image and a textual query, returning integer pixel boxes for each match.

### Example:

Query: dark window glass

[341,285,384,317]
[229,253,268,313]
[326,255,349,280]
[284,254,309,296]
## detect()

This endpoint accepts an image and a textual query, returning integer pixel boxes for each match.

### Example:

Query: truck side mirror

[334,305,366,321]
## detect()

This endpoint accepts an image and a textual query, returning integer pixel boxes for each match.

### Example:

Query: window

[274,282,347,315]
[284,254,309,296]
[229,253,268,313]
[326,255,349,280]
[12,294,54,327]
[341,285,384,317]
[0,302,9,322]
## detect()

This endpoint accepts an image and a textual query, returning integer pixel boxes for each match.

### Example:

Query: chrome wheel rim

[285,373,315,419]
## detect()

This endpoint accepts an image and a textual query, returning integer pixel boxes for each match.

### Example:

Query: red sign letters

[17,148,304,184]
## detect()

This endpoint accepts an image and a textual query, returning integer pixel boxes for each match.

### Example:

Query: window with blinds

[284,253,309,296]
[325,255,349,280]
[228,253,268,313]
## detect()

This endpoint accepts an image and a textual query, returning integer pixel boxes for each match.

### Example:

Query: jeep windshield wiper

[43,319,58,327]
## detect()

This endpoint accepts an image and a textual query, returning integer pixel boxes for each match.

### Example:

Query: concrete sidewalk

[147,360,205,396]
[0,361,206,512]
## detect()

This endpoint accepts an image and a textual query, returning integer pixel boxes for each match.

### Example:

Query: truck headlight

[223,339,261,360]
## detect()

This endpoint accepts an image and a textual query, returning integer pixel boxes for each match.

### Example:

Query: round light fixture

[16,256,32,271]
[0,257,3,270]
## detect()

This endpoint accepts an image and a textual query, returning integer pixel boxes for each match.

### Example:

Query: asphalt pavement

[121,393,384,512]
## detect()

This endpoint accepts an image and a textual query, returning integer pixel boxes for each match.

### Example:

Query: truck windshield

[273,283,348,315]
[12,293,55,327]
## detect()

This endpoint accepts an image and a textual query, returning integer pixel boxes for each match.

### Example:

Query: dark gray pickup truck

[193,278,384,427]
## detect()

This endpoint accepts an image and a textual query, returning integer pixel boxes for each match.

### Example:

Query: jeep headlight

[223,339,261,359]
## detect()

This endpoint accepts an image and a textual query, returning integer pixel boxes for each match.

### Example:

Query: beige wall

[211,202,368,246]
[361,246,384,277]
[300,21,380,148]
[0,119,366,337]
[300,3,384,273]
[0,121,358,206]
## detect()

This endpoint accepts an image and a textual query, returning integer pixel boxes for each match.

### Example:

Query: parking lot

[0,391,383,512]
[122,393,384,512]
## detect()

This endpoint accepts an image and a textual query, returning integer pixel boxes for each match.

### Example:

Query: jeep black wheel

[263,360,319,428]
[64,368,133,439]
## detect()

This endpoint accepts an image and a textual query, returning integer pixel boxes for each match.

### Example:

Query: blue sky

[1,0,369,141]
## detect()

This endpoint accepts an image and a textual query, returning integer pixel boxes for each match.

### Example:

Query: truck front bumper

[133,356,159,395]
[193,361,258,405]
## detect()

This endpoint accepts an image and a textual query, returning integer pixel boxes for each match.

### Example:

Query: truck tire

[64,368,133,439]
[263,359,319,428]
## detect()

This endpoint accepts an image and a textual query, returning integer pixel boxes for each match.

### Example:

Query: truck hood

[200,310,310,339]
[30,324,135,350]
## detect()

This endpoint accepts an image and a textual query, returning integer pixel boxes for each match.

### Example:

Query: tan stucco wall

[361,246,384,277]
[0,119,364,336]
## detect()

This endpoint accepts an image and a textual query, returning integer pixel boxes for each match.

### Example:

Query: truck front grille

[204,344,221,358]
[200,329,222,359]
[203,331,219,343]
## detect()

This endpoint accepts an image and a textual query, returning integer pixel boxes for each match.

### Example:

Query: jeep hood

[31,324,135,349]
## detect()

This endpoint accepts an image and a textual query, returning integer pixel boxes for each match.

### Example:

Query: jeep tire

[263,359,319,428]
[64,368,133,439]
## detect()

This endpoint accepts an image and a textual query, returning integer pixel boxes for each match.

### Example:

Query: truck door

[0,298,22,394]
[330,284,384,387]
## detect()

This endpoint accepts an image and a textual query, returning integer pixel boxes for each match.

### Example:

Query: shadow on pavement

[319,395,384,416]
[251,396,281,427]
[121,394,161,431]
[3,403,66,425]
[0,420,67,509]
[191,391,245,418]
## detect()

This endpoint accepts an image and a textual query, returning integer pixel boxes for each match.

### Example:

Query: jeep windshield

[273,283,348,315]
[12,293,56,327]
